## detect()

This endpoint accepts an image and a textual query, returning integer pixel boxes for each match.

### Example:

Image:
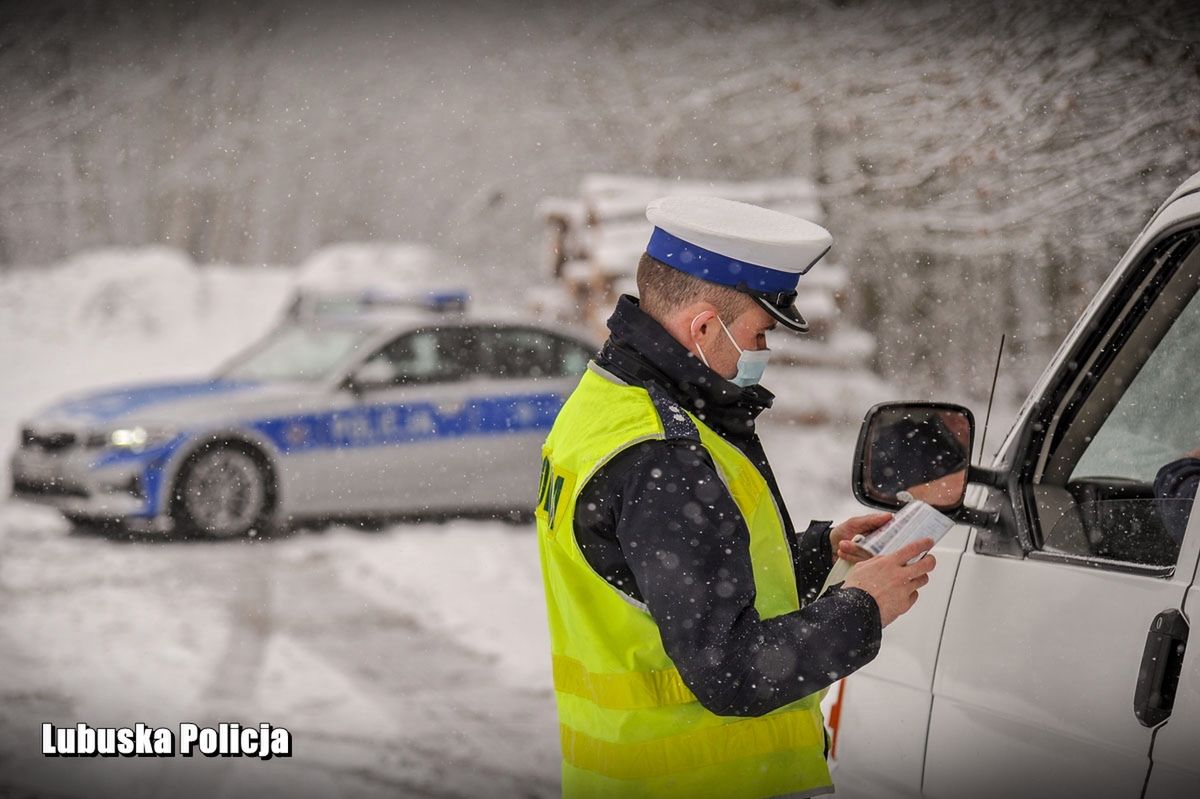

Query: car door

[337,325,485,514]
[469,325,594,511]
[1143,499,1200,798]
[922,214,1200,797]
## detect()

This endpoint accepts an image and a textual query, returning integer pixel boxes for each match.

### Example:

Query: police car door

[470,325,593,511]
[339,326,484,515]
[923,207,1200,798]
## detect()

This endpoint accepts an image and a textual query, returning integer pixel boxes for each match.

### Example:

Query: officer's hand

[829,512,892,565]
[841,538,937,627]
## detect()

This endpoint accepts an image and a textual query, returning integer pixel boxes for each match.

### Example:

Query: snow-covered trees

[805,2,1200,401]
[548,1,1200,401]
[1,0,1196,403]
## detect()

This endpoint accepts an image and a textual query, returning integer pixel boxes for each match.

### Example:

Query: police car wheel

[173,445,270,538]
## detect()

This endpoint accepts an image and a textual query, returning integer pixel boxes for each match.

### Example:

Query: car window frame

[1000,226,1200,577]
[476,324,593,382]
[348,323,482,390]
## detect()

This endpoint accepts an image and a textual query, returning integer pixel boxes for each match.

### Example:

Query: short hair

[635,253,753,324]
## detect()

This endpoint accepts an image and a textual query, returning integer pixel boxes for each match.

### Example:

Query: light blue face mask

[694,314,771,388]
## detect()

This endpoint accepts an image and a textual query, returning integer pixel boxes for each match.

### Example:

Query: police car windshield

[220,324,372,382]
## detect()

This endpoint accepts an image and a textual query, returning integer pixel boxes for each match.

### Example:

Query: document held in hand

[855,499,957,563]
[818,500,957,598]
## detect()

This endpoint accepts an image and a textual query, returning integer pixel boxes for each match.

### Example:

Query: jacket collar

[595,295,774,440]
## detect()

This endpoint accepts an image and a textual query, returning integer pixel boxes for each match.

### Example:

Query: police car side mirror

[342,358,400,396]
[852,402,975,513]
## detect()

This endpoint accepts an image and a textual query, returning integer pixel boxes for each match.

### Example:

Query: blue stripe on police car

[85,391,563,520]
[251,392,562,453]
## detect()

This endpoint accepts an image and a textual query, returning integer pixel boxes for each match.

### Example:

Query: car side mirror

[853,402,975,512]
[342,359,400,395]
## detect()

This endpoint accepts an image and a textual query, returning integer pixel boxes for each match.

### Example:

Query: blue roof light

[291,283,472,314]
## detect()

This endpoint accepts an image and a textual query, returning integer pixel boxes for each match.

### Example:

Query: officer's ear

[686,304,720,342]
[663,301,719,359]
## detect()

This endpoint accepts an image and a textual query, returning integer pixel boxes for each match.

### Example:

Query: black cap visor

[740,242,829,333]
[743,288,808,333]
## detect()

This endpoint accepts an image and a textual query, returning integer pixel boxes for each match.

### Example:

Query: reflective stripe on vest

[552,653,696,710]
[537,363,831,798]
[560,705,826,780]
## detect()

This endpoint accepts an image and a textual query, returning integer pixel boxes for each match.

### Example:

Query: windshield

[220,324,374,382]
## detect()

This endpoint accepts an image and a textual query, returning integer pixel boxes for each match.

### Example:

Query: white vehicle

[831,170,1200,798]
[10,294,595,537]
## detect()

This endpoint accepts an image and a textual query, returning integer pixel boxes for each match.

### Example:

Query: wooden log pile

[531,175,894,424]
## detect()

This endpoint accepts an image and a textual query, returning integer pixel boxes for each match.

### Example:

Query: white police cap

[645,195,832,333]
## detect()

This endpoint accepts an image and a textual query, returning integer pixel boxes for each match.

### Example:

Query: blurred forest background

[1,0,1198,403]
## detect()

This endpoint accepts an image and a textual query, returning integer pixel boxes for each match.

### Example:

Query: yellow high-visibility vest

[536,362,831,799]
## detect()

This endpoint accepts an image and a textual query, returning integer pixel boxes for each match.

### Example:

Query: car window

[479,327,592,380]
[1072,287,1200,482]
[221,324,373,382]
[354,327,479,386]
[1033,236,1200,568]
[559,338,594,376]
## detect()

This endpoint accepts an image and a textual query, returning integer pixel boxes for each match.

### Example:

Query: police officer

[535,196,937,799]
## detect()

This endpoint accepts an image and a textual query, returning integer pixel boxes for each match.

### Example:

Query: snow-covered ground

[0,249,872,798]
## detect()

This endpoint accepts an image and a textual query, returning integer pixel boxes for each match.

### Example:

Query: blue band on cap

[644,227,799,293]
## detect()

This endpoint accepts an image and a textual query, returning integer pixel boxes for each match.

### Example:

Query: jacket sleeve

[1155,457,1200,546]
[608,440,882,718]
[792,519,835,606]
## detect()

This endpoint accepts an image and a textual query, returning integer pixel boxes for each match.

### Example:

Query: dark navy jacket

[1155,456,1200,546]
[573,295,882,718]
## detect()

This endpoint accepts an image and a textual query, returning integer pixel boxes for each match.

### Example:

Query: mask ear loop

[691,312,713,368]
[693,312,745,370]
[714,316,745,356]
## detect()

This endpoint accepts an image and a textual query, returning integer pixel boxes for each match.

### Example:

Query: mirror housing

[340,375,369,397]
[853,401,975,512]
[341,358,402,396]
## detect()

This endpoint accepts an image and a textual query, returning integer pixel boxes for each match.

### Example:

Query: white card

[856,500,956,564]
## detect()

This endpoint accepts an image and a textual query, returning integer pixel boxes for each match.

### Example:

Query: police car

[831,170,1200,797]
[9,290,596,537]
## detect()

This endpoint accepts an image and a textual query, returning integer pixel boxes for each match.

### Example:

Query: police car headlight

[105,425,178,451]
